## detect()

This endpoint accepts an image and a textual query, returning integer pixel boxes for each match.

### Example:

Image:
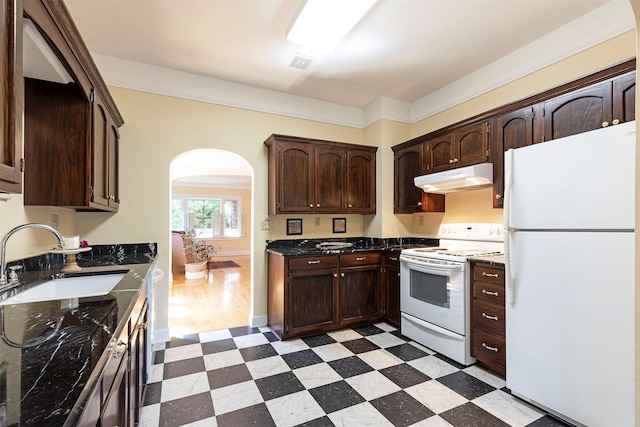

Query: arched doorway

[169,149,253,336]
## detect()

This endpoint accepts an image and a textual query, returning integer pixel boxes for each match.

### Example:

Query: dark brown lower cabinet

[268,252,383,339]
[382,252,401,327]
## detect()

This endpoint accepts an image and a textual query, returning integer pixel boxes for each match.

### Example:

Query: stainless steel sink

[0,272,127,305]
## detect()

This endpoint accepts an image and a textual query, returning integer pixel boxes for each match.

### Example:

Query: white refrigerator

[503,121,636,427]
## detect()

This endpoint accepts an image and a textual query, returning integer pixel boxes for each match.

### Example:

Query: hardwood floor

[169,255,251,336]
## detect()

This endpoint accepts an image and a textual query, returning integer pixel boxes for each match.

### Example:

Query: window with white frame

[171,194,243,238]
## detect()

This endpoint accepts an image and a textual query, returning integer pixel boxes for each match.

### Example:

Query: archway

[169,149,253,336]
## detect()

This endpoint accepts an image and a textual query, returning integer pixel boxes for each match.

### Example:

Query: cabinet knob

[495,194,502,200]
[316,204,320,208]
[341,272,345,277]
[613,119,620,125]
[453,158,459,163]
[602,121,609,127]
[333,273,337,278]
[348,204,352,208]
[310,203,314,208]
[417,202,422,206]
[449,159,454,164]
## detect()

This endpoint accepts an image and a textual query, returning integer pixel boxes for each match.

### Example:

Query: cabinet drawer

[472,329,506,374]
[473,265,505,285]
[289,256,338,271]
[384,252,400,265]
[473,282,505,306]
[340,252,381,267]
[473,301,505,337]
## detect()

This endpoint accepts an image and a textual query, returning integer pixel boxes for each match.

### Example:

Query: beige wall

[0,26,635,341]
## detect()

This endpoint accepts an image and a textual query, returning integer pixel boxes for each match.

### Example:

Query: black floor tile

[352,324,385,336]
[302,333,337,347]
[159,391,214,426]
[240,343,279,362]
[166,334,200,348]
[379,363,430,388]
[281,349,324,369]
[255,371,305,400]
[385,343,430,361]
[201,338,237,355]
[229,326,261,337]
[328,356,374,378]
[216,402,276,427]
[526,415,573,427]
[437,371,496,400]
[207,363,252,389]
[153,349,165,364]
[308,380,366,414]
[370,390,435,427]
[340,338,380,354]
[143,381,161,406]
[298,416,336,427]
[440,402,510,427]
[263,331,280,342]
[163,356,206,380]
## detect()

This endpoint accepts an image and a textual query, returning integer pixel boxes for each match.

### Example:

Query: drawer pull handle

[482,272,499,278]
[308,260,321,264]
[482,343,499,352]
[482,289,499,296]
[482,312,499,321]
[389,257,398,261]
[356,257,366,261]
[112,341,128,358]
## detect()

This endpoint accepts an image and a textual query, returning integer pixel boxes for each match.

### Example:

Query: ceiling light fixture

[287,0,376,52]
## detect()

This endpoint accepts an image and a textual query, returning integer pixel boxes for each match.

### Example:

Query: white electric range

[399,223,503,365]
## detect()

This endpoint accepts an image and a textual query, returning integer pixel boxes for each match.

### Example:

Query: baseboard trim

[251,315,268,328]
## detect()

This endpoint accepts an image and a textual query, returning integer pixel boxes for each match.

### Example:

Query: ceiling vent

[289,54,314,70]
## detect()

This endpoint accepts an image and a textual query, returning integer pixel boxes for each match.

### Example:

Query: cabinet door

[384,254,401,327]
[455,122,487,167]
[287,268,338,336]
[92,92,110,208]
[346,149,375,214]
[277,142,314,213]
[613,72,635,125]
[0,0,22,193]
[427,134,455,172]
[101,355,128,427]
[491,107,536,208]
[129,302,147,426]
[315,146,345,212]
[339,265,380,326]
[393,144,424,213]
[542,82,612,141]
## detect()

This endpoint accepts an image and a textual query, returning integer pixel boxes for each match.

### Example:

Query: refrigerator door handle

[504,149,515,303]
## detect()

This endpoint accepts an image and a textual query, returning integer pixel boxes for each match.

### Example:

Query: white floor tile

[160,372,210,402]
[311,343,353,362]
[329,402,394,427]
[409,415,455,427]
[199,329,232,343]
[328,329,363,342]
[357,349,403,370]
[210,380,264,416]
[346,371,401,401]
[473,390,546,427]
[463,365,506,389]
[270,338,309,355]
[182,417,218,427]
[293,362,342,389]
[366,332,408,349]
[138,404,160,427]
[245,356,291,379]
[203,349,244,371]
[163,343,203,363]
[405,380,468,414]
[408,356,459,379]
[373,322,397,332]
[266,390,326,427]
[232,333,269,349]
[149,364,164,383]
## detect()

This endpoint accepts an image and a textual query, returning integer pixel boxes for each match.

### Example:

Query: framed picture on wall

[287,218,303,235]
[333,218,346,233]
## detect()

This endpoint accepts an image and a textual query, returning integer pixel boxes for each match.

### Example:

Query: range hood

[414,162,493,194]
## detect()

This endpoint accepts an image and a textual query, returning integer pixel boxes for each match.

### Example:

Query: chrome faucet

[0,223,64,286]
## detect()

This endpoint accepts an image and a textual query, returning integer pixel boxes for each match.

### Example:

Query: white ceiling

[61,0,635,186]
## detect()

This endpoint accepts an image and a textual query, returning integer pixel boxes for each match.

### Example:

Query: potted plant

[183,229,216,279]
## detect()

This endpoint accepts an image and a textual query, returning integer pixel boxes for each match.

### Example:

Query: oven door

[400,255,466,335]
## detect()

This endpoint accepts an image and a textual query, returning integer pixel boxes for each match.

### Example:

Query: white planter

[184,262,207,280]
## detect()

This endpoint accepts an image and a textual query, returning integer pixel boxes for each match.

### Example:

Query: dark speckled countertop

[0,243,157,426]
[266,237,440,256]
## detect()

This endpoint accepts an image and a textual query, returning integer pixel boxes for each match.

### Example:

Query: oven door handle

[400,257,464,272]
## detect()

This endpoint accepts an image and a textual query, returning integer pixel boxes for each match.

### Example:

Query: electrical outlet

[51,214,59,229]
[418,215,424,227]
[260,218,272,231]
[315,217,320,226]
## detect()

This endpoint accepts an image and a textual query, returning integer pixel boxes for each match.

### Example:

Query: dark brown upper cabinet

[20,0,123,211]
[392,143,445,214]
[613,72,636,125]
[0,0,23,193]
[427,122,488,173]
[265,134,377,215]
[491,106,538,208]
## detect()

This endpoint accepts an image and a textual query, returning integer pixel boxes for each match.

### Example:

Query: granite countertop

[0,243,157,426]
[266,237,440,256]
[469,253,506,265]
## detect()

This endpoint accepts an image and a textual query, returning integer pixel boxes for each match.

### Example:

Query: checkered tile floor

[140,323,570,427]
